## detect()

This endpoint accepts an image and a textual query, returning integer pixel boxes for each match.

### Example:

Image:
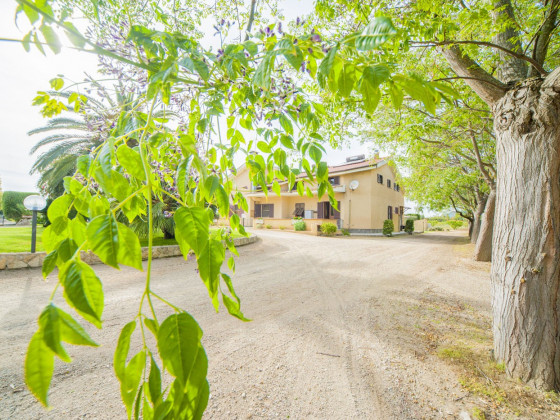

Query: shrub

[383,219,394,236]
[405,219,414,234]
[1,191,36,222]
[294,220,306,231]
[279,225,286,230]
[320,222,337,236]
[265,224,272,229]
[446,220,464,229]
[341,228,350,236]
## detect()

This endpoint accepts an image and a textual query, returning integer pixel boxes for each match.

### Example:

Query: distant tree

[2,191,36,222]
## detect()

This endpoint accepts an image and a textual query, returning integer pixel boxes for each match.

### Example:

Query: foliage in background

[404,219,414,235]
[294,220,306,231]
[383,219,394,237]
[320,222,337,236]
[1,191,36,222]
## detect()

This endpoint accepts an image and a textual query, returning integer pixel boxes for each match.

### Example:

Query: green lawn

[0,226,248,253]
[0,227,45,253]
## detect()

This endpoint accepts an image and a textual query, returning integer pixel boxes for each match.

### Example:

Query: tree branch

[470,129,495,187]
[417,40,547,76]
[439,45,507,106]
[244,0,257,41]
[530,0,560,77]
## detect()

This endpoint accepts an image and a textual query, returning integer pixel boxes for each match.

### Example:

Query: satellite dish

[349,180,359,191]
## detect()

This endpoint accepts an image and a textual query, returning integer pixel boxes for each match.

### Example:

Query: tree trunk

[471,196,487,244]
[468,217,474,239]
[474,189,495,261]
[491,72,560,391]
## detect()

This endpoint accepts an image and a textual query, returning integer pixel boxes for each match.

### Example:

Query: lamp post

[23,195,47,253]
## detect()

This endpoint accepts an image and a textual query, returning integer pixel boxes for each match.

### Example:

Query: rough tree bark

[491,69,560,390]
[474,188,495,261]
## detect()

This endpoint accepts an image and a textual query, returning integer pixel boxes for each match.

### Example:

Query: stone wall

[0,235,257,271]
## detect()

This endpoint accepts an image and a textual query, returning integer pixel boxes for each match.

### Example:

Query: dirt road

[0,231,509,419]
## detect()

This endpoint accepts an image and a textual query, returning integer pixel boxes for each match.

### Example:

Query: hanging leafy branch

[11,0,455,417]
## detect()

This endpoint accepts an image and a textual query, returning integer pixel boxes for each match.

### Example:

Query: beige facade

[232,158,405,233]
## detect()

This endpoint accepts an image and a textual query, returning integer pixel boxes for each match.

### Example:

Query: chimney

[374,150,380,159]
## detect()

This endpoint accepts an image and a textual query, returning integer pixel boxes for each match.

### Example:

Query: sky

[0,1,376,194]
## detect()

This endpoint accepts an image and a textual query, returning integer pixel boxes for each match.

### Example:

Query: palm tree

[29,88,118,197]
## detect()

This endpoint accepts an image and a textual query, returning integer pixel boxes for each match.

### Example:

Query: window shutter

[333,201,341,220]
[317,202,324,219]
[387,179,391,188]
[255,204,262,217]
[269,204,274,218]
[377,174,383,184]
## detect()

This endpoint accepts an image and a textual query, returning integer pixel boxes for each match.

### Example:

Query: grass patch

[409,294,560,418]
[0,227,45,252]
[0,226,248,253]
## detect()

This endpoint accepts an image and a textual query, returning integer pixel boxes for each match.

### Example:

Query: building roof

[327,158,385,175]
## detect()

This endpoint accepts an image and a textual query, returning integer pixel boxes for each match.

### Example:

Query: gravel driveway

[0,230,492,419]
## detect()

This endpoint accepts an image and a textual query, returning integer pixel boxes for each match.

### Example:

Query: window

[262,204,274,218]
[397,184,400,192]
[328,176,340,185]
[377,174,383,184]
[387,205,393,220]
[387,179,391,188]
[255,203,274,218]
[293,203,305,217]
[395,206,399,214]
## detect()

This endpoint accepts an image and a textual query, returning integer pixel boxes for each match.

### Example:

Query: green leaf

[117,223,143,270]
[176,157,192,200]
[279,114,293,135]
[338,64,356,98]
[317,162,328,181]
[279,134,294,149]
[40,25,61,54]
[214,185,229,217]
[123,352,145,418]
[49,77,64,91]
[117,145,145,180]
[197,238,225,309]
[272,180,281,196]
[317,44,339,88]
[42,250,58,279]
[57,307,98,347]
[63,22,86,48]
[61,260,104,328]
[308,144,323,163]
[257,141,271,153]
[157,312,203,386]
[39,304,71,362]
[56,238,78,265]
[25,332,54,407]
[253,53,275,90]
[148,356,162,403]
[192,59,209,81]
[355,17,397,50]
[87,214,120,269]
[221,273,250,321]
[174,207,210,256]
[48,194,72,221]
[114,321,136,382]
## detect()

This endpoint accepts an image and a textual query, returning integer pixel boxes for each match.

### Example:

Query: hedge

[2,191,36,222]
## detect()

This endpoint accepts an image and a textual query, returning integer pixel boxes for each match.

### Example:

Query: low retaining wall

[0,235,257,271]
